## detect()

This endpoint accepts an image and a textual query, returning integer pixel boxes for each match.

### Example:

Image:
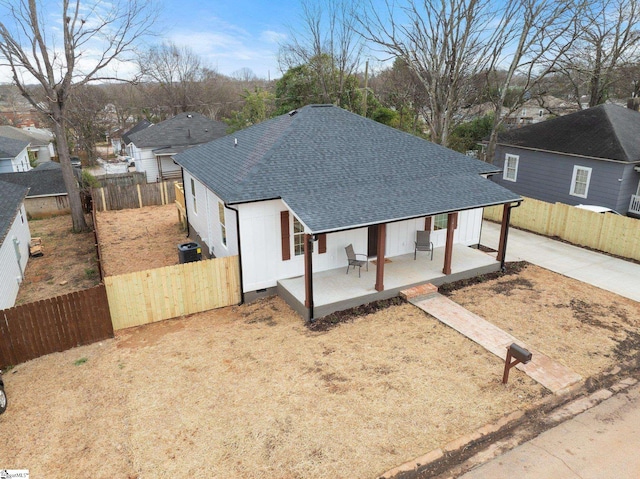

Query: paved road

[459,382,640,479]
[480,221,640,302]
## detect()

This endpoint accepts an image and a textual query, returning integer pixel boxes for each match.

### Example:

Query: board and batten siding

[0,204,31,309]
[183,171,239,258]
[237,199,485,294]
[492,145,633,213]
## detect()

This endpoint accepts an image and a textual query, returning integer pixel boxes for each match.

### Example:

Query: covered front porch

[278,243,500,320]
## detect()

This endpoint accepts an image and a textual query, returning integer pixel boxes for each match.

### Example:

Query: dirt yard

[96,205,188,276]
[446,264,640,378]
[16,215,100,305]
[1,295,547,479]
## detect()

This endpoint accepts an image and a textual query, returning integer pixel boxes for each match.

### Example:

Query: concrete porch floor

[277,244,500,320]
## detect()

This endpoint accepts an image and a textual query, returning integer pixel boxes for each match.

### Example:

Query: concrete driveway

[480,221,640,302]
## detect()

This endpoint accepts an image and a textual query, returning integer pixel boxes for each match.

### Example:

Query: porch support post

[497,202,521,271]
[304,233,314,318]
[375,224,386,292]
[442,212,458,275]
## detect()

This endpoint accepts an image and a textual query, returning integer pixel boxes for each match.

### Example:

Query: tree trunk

[51,113,89,232]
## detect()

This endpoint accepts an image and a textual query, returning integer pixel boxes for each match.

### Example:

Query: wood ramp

[401,286,582,394]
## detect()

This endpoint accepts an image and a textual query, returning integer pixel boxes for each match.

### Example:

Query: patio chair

[414,230,434,260]
[345,244,368,277]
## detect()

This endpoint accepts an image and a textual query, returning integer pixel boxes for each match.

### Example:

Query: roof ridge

[604,104,635,162]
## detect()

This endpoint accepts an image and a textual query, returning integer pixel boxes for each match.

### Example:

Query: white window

[218,202,227,247]
[293,217,305,256]
[433,213,448,231]
[570,165,592,198]
[190,178,197,214]
[503,154,519,182]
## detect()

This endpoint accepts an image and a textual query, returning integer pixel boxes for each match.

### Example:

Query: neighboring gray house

[174,104,521,319]
[0,179,30,309]
[0,162,69,218]
[0,125,56,164]
[0,135,30,173]
[491,104,640,217]
[126,113,227,183]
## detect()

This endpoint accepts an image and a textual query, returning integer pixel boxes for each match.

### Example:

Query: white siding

[130,145,159,182]
[183,171,239,257]
[0,204,31,309]
[237,203,484,294]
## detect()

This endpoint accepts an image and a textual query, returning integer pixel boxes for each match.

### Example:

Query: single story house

[0,135,30,173]
[490,104,640,217]
[126,113,227,183]
[0,162,69,218]
[0,179,31,310]
[0,125,56,164]
[174,105,522,320]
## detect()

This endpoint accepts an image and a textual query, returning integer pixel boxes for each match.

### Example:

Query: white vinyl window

[218,202,227,247]
[570,165,592,198]
[503,154,519,182]
[293,217,305,256]
[433,213,448,231]
[190,178,197,214]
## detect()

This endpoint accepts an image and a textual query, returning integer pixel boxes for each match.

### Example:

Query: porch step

[400,283,438,301]
[409,293,582,394]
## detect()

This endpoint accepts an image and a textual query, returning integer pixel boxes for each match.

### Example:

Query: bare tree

[559,0,640,108]
[279,0,364,108]
[0,0,156,232]
[138,41,207,115]
[483,0,580,162]
[358,0,506,146]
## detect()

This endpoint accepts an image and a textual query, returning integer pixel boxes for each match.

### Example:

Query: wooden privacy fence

[105,256,241,330]
[485,197,640,261]
[0,285,114,369]
[92,179,180,211]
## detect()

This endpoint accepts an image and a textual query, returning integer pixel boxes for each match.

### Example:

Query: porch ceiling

[278,244,498,310]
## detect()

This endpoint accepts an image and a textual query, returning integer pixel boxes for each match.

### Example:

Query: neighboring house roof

[0,179,28,244]
[174,104,520,233]
[496,104,640,162]
[0,135,29,158]
[0,125,52,147]
[127,112,228,149]
[122,119,152,145]
[0,161,67,197]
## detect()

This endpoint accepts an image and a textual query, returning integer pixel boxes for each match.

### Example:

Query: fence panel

[92,179,181,212]
[0,285,114,369]
[484,197,640,261]
[104,256,241,331]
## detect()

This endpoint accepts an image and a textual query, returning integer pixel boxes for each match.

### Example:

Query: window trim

[433,213,448,231]
[218,201,227,248]
[293,216,305,256]
[570,165,592,198]
[190,178,197,214]
[503,154,519,182]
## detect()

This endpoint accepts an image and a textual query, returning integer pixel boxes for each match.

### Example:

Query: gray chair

[414,230,434,260]
[345,244,368,277]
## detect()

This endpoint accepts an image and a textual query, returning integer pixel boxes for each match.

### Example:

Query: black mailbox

[508,343,532,364]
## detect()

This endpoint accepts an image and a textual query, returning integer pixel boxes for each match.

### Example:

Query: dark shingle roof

[122,120,152,145]
[496,104,640,162]
[0,161,67,197]
[127,112,227,149]
[0,135,29,158]
[175,105,520,233]
[0,179,28,244]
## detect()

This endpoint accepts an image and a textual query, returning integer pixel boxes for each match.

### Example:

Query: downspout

[500,201,522,272]
[226,204,245,306]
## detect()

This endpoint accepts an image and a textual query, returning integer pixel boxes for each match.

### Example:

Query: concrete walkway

[402,286,582,394]
[481,221,640,302]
